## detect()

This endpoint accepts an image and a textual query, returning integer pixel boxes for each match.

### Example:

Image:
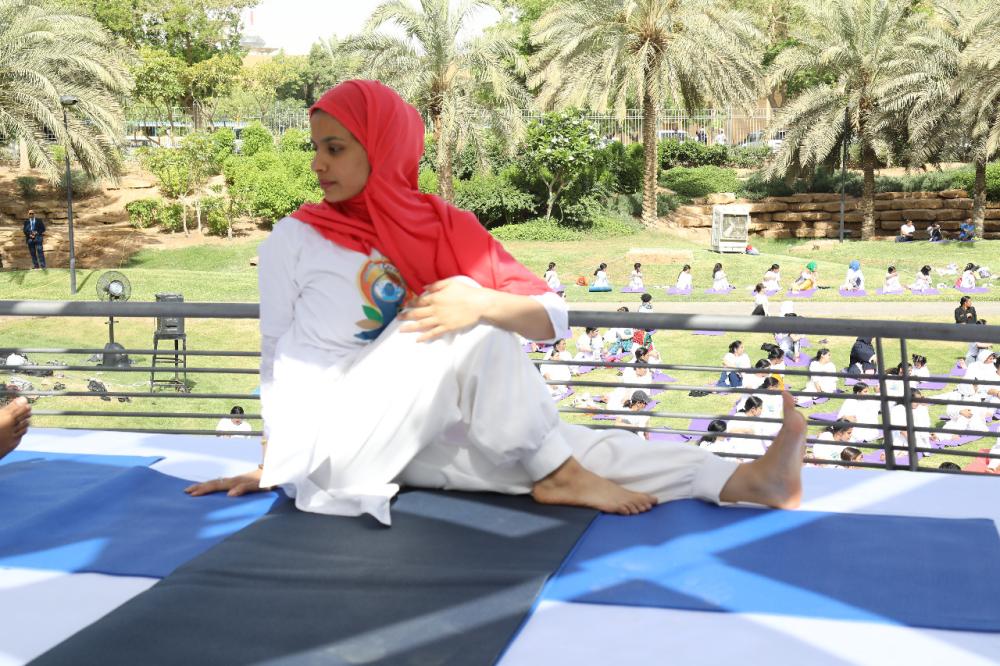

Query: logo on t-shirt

[355,259,410,341]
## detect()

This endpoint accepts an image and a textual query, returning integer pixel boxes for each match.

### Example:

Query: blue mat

[0,450,162,468]
[540,499,1000,632]
[0,460,285,578]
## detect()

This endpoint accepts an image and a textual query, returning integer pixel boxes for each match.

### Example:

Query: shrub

[210,127,237,166]
[659,139,728,169]
[240,121,274,156]
[16,176,39,199]
[658,192,688,216]
[988,162,1000,201]
[159,202,185,232]
[453,174,535,228]
[660,166,740,198]
[279,128,311,153]
[57,169,101,198]
[125,198,163,228]
[558,193,605,227]
[199,196,229,236]
[224,149,321,223]
[597,141,643,194]
[728,146,771,169]
[490,214,642,241]
[604,192,643,217]
[521,109,603,218]
[418,168,439,194]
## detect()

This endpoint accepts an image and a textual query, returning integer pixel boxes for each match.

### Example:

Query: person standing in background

[22,209,46,269]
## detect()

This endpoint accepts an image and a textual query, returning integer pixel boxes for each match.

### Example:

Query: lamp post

[59,95,79,295]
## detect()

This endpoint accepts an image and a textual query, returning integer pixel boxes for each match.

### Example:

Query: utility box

[711,204,750,253]
[155,293,184,337]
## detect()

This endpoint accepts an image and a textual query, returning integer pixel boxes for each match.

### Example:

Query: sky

[242,0,503,55]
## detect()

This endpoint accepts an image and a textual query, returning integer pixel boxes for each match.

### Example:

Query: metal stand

[150,333,187,390]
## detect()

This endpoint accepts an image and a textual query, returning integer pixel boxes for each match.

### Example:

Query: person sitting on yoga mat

[0,391,31,461]
[621,354,653,387]
[837,384,882,443]
[811,420,854,463]
[638,292,653,311]
[183,80,808,524]
[896,219,915,242]
[628,263,644,291]
[848,336,877,374]
[674,264,693,291]
[616,390,651,440]
[791,262,817,292]
[802,348,837,398]
[751,283,769,316]
[910,354,930,379]
[711,262,732,291]
[927,221,944,242]
[697,419,728,449]
[543,262,560,291]
[762,264,781,293]
[767,347,788,391]
[540,338,574,397]
[590,263,612,291]
[958,218,975,241]
[841,260,865,291]
[752,376,783,437]
[958,263,978,289]
[883,266,903,293]
[722,397,768,461]
[574,326,602,362]
[718,340,750,387]
[840,447,863,464]
[910,265,933,292]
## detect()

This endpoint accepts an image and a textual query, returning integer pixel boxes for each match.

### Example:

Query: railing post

[899,338,919,471]
[874,337,897,470]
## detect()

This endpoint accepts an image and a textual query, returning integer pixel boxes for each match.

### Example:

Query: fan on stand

[96,271,132,368]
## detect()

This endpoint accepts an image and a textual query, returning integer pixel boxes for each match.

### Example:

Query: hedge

[660,166,740,198]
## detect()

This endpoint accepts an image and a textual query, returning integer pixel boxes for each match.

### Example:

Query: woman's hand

[399,278,491,342]
[184,467,268,497]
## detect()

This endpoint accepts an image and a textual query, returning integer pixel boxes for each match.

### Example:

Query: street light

[59,95,78,295]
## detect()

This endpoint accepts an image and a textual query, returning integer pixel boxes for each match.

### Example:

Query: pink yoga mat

[839,289,867,297]
[786,289,817,298]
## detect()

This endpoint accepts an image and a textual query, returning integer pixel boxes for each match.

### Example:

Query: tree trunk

[18,139,29,172]
[973,159,987,239]
[182,204,189,237]
[195,200,202,235]
[434,114,455,203]
[641,60,660,226]
[861,142,877,240]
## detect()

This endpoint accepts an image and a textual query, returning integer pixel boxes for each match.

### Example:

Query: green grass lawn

[0,233,995,471]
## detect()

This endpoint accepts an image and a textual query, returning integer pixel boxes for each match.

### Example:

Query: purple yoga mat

[810,411,840,422]
[652,371,677,383]
[839,289,867,297]
[786,289,817,298]
[950,362,967,377]
[910,289,940,296]
[797,397,830,408]
[551,388,575,402]
[648,431,689,444]
[784,353,811,368]
[620,287,646,293]
[765,289,781,296]
[875,288,905,296]
[844,376,880,387]
[665,287,692,296]
[862,451,912,465]
[692,330,725,336]
[522,343,552,354]
[592,399,660,420]
[916,380,948,390]
[703,288,735,295]
[933,422,1000,448]
[685,418,713,438]
[956,286,990,294]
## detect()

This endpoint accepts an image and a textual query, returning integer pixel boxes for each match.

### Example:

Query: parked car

[656,129,689,142]
[741,130,786,153]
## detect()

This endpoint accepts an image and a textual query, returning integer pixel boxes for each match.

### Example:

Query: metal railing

[0,301,997,475]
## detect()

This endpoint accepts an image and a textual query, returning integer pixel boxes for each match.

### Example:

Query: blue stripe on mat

[1,450,162,468]
[0,460,285,578]
[536,499,1000,632]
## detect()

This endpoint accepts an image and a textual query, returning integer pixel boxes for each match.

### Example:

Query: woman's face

[310,110,371,203]
[820,351,830,363]
[555,340,567,352]
[735,343,744,355]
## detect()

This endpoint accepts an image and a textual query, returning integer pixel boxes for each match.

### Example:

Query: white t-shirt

[723,352,751,370]
[762,270,780,291]
[675,272,693,290]
[910,273,931,290]
[884,273,902,292]
[754,292,769,314]
[843,268,865,290]
[593,270,610,288]
[960,271,977,288]
[712,270,730,290]
[900,222,915,236]
[216,418,252,438]
[629,270,644,289]
[808,360,837,394]
[543,269,560,290]
[812,431,845,462]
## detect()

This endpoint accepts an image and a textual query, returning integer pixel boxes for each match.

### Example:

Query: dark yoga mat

[35,490,598,666]
[538,499,1000,632]
[0,460,284,577]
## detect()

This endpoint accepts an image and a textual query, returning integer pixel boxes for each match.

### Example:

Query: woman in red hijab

[186,81,806,524]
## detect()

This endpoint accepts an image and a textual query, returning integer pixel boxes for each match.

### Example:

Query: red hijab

[291,80,550,297]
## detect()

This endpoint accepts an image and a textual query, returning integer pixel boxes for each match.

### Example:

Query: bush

[659,139,728,169]
[988,162,1000,201]
[240,122,274,156]
[223,149,322,223]
[597,141,644,194]
[199,196,229,236]
[658,192,688,216]
[279,128,311,153]
[125,198,163,229]
[491,214,642,241]
[418,168,439,194]
[604,192,643,217]
[210,127,237,165]
[159,202,185,232]
[16,176,39,199]
[558,193,605,227]
[660,166,740,198]
[728,146,771,169]
[453,174,535,228]
[57,169,101,198]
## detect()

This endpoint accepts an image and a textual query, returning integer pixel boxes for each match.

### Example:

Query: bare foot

[720,391,805,509]
[0,397,31,460]
[532,457,658,515]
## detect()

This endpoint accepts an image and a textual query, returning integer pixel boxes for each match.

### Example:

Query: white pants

[262,320,738,525]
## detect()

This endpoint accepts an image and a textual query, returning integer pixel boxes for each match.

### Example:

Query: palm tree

[346,0,530,202]
[531,0,763,225]
[765,0,924,239]
[0,0,131,181]
[888,1,1000,238]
